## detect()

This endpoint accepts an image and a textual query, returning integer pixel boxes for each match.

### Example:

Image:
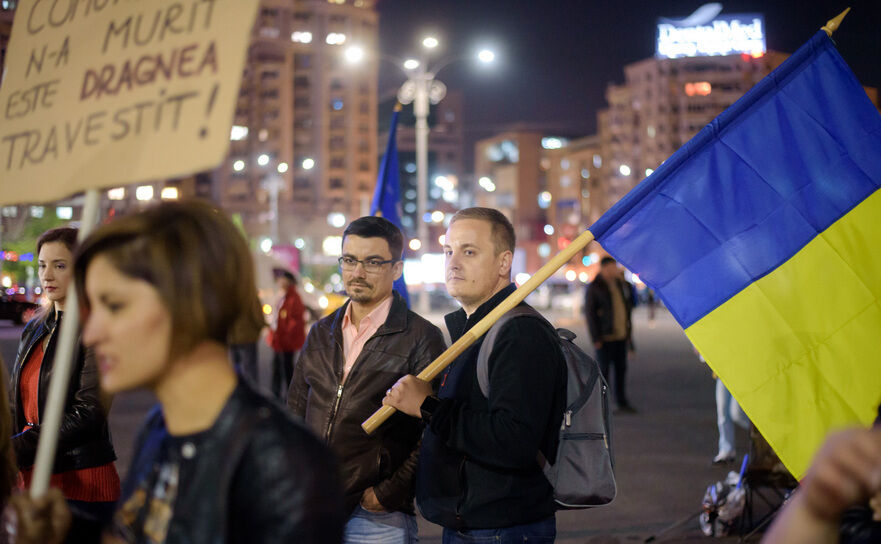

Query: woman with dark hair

[10,227,120,542]
[66,200,343,543]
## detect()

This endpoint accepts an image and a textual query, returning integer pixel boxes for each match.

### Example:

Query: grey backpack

[477,305,617,509]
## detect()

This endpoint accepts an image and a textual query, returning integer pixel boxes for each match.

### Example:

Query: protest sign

[0,0,259,205]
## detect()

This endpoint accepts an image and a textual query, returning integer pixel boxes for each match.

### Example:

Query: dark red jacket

[268,286,306,353]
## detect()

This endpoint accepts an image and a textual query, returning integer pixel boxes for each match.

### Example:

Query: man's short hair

[449,207,515,255]
[600,256,617,267]
[343,216,404,260]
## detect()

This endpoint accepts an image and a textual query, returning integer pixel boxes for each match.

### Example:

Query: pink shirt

[341,295,393,381]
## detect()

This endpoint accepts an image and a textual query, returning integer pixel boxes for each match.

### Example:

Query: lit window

[230,125,249,141]
[326,32,346,45]
[291,31,313,44]
[135,186,154,201]
[107,188,125,200]
[593,154,602,168]
[161,187,179,200]
[684,81,712,96]
[30,206,44,218]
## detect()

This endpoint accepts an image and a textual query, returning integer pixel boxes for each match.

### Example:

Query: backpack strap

[476,305,549,397]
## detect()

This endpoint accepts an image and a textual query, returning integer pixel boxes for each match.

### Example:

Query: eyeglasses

[338,256,397,274]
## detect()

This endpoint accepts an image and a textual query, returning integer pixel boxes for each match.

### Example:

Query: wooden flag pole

[30,189,102,498]
[362,229,596,434]
[822,7,850,36]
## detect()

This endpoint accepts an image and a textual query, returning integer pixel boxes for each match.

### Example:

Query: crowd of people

[0,199,877,543]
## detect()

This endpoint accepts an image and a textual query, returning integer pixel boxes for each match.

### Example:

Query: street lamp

[394,37,495,313]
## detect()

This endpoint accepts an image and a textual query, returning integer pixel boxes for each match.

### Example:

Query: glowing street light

[344,45,364,63]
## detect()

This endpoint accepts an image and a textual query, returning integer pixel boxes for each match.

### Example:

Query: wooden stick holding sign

[361,229,596,435]
[29,190,102,498]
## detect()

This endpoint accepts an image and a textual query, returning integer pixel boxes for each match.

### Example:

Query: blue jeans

[716,378,749,456]
[442,516,555,543]
[344,506,418,544]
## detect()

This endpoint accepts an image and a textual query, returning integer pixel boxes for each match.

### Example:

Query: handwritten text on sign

[0,0,259,205]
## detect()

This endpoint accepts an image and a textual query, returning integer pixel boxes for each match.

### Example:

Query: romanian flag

[372,105,410,306]
[589,30,881,478]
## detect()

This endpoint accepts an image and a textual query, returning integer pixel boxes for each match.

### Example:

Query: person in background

[10,227,120,543]
[585,256,636,413]
[267,269,306,399]
[289,216,446,543]
[49,200,342,543]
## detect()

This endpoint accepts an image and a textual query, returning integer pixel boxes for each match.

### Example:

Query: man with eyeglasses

[288,216,446,543]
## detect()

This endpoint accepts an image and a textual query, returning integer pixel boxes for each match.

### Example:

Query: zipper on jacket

[324,383,344,441]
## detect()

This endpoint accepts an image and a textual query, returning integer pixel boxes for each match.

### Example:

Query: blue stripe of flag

[589,31,881,328]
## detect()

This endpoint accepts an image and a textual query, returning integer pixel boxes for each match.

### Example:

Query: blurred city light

[326,32,347,45]
[257,154,270,166]
[543,224,555,236]
[233,160,245,172]
[107,188,125,200]
[160,187,179,200]
[538,191,552,209]
[645,168,655,177]
[538,243,551,258]
[230,125,248,141]
[260,237,273,253]
[422,36,439,49]
[322,236,342,256]
[277,162,289,173]
[438,234,446,246]
[579,272,590,283]
[514,272,530,286]
[294,238,306,249]
[344,45,364,63]
[291,31,312,44]
[619,164,632,176]
[135,186,153,201]
[565,270,577,282]
[477,49,495,64]
[327,212,347,228]
[302,158,315,170]
[262,304,272,315]
[478,176,496,192]
[431,211,445,223]
[304,282,315,294]
[409,239,422,251]
[318,296,329,309]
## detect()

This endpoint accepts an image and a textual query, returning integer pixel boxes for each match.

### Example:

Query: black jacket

[10,309,116,473]
[584,275,633,343]
[120,379,345,543]
[417,284,567,530]
[288,291,446,515]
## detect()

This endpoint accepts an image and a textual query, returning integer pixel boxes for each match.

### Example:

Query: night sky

[376,0,881,156]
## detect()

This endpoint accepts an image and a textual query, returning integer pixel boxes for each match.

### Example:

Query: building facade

[215,0,379,259]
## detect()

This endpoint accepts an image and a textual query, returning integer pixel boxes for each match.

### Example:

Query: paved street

[0,304,757,542]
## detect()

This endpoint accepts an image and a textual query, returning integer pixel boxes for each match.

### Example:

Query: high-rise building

[215,0,379,256]
[0,2,15,76]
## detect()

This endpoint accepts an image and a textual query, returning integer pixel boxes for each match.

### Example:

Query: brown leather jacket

[288,291,446,515]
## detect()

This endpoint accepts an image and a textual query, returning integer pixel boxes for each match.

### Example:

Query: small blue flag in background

[371,105,410,306]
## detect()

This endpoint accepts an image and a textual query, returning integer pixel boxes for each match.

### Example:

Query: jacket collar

[329,290,409,342]
[444,283,517,342]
